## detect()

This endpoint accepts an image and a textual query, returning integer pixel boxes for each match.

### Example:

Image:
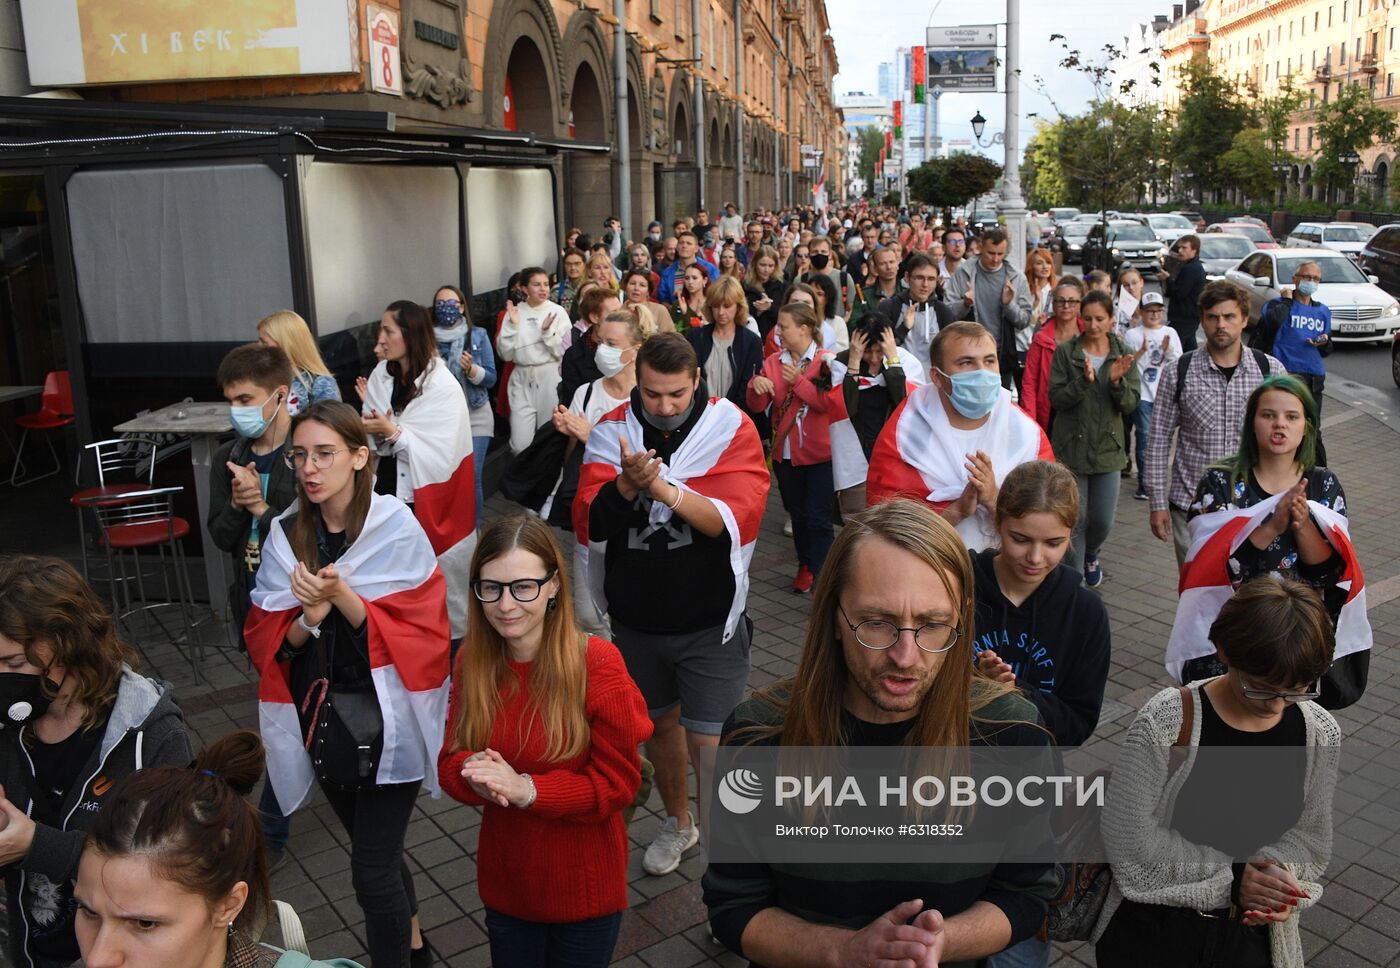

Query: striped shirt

[1143,347,1285,513]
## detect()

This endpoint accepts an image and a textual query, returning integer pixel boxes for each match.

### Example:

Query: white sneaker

[783,516,794,536]
[643,816,700,875]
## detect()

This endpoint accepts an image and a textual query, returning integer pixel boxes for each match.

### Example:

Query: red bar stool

[9,370,75,486]
[80,486,202,683]
[71,436,161,588]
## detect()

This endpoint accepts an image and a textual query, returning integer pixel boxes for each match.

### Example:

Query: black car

[1056,222,1093,265]
[1359,223,1400,299]
[1081,220,1166,274]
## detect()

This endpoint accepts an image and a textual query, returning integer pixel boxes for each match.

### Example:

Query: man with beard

[703,499,1056,968]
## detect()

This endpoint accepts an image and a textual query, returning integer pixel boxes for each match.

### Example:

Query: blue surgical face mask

[433,300,463,326]
[1297,280,1320,298]
[935,367,1001,420]
[230,391,278,439]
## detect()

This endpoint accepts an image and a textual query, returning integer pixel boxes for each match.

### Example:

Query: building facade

[1119,0,1400,202]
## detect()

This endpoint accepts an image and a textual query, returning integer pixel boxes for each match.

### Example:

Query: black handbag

[302,630,385,792]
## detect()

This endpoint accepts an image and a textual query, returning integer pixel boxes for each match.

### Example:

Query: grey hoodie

[0,667,191,968]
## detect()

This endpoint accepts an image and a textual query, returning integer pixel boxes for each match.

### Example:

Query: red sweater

[437,637,653,923]
[746,348,834,465]
[1020,318,1081,433]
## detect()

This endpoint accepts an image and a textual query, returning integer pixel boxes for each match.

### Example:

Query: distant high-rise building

[877,61,895,99]
[895,47,912,102]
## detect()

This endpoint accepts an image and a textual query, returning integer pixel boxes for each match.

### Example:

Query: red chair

[9,370,75,486]
[71,436,161,587]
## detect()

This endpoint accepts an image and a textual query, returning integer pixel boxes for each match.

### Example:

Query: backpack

[266,900,365,967]
[1173,347,1270,407]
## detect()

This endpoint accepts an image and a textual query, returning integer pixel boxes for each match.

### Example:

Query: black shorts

[611,617,752,735]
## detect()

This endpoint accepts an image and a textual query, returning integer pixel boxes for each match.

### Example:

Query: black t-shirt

[590,392,736,634]
[25,720,105,961]
[1170,687,1306,857]
[1217,362,1239,382]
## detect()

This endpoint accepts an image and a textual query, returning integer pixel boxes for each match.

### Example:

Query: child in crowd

[1122,291,1180,500]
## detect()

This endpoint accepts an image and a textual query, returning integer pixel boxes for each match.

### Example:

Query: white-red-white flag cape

[827,356,926,492]
[364,357,476,639]
[1165,492,1372,683]
[246,495,452,814]
[573,398,769,643]
[865,384,1054,550]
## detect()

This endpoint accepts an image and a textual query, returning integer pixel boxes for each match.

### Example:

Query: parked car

[1143,213,1196,246]
[972,208,999,229]
[1359,224,1400,298]
[1055,222,1093,265]
[1173,210,1206,231]
[1286,222,1374,261]
[1228,215,1271,230]
[1206,221,1278,248]
[1224,247,1400,344]
[1082,219,1166,273]
[1194,234,1257,278]
[1048,207,1082,226]
[1393,328,1400,387]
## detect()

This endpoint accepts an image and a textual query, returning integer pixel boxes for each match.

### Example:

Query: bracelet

[666,484,685,511]
[386,425,403,444]
[296,613,323,639]
[519,773,537,809]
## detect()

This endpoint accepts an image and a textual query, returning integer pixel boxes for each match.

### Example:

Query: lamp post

[970,111,1005,148]
[995,0,1027,272]
[1338,150,1362,206]
[1272,161,1290,210]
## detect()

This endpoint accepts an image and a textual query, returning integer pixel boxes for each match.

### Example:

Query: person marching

[497,268,569,455]
[246,402,451,967]
[438,517,651,968]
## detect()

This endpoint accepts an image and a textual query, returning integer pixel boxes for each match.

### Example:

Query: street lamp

[1272,161,1290,209]
[970,111,1005,148]
[1338,151,1362,205]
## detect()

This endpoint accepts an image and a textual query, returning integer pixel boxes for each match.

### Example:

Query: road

[1325,339,1400,429]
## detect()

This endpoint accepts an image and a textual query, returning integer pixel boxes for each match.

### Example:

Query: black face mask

[0,673,56,726]
[810,253,831,270]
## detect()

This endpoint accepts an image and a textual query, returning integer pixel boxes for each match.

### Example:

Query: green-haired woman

[1182,374,1363,706]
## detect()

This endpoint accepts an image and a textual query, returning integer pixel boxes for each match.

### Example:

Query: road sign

[926,48,998,92]
[801,144,821,168]
[927,25,998,47]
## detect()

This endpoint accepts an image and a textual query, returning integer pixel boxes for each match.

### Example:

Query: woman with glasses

[438,515,651,968]
[1020,277,1085,434]
[1095,575,1338,968]
[359,300,476,644]
[246,400,449,967]
[1177,376,1363,708]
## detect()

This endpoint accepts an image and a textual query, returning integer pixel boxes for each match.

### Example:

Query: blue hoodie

[970,548,1111,746]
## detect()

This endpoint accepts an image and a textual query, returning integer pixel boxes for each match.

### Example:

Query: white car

[1142,213,1195,246]
[1225,247,1400,344]
[1285,222,1375,262]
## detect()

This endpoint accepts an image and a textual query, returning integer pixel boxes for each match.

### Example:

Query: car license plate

[1338,322,1374,334]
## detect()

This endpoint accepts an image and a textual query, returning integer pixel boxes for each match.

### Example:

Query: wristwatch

[296,613,323,639]
[884,356,901,369]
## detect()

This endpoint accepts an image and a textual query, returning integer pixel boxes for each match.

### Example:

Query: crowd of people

[0,201,1371,968]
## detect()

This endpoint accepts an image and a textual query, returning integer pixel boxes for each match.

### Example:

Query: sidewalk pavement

[55,389,1400,968]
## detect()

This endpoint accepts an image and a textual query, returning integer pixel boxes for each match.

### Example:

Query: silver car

[1224,247,1400,344]
[1195,234,1256,279]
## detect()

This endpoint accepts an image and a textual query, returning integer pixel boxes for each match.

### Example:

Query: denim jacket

[437,325,497,410]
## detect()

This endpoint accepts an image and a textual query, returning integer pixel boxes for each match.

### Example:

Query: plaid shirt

[227,932,281,968]
[1144,347,1284,512]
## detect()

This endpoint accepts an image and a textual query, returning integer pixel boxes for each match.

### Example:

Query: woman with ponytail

[0,555,192,968]
[438,516,651,968]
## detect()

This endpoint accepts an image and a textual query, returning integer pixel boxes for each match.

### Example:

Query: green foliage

[908,154,1002,209]
[1255,78,1307,155]
[1023,121,1073,208]
[1170,60,1253,197]
[1219,129,1291,203]
[1313,83,1398,201]
[857,127,885,195]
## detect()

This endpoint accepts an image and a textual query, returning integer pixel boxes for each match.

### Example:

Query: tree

[1219,128,1284,203]
[1023,120,1073,208]
[1313,82,1397,205]
[857,127,885,199]
[908,153,1002,221]
[1170,60,1252,201]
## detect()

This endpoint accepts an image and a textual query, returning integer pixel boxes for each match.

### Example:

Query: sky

[827,0,1166,157]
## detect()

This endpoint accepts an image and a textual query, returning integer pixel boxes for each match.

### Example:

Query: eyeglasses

[285,447,346,470]
[838,603,960,654]
[471,570,558,604]
[1238,678,1321,703]
[1053,298,1082,306]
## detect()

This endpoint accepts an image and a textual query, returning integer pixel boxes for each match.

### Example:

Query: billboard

[19,0,358,86]
[926,48,998,92]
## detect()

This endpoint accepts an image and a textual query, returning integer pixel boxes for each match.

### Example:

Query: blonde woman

[439,516,651,968]
[585,251,620,291]
[621,269,668,338]
[256,310,340,415]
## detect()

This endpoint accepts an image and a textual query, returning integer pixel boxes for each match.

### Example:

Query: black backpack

[1173,347,1270,406]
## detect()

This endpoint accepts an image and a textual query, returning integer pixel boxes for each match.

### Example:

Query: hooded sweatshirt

[0,667,192,968]
[970,549,1110,747]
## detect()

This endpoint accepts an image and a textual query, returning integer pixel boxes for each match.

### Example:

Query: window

[1295,127,1301,149]
[1389,72,1395,96]
[1308,126,1315,147]
[1392,27,1396,50]
[650,0,662,23]
[676,0,686,39]
[1341,44,1347,64]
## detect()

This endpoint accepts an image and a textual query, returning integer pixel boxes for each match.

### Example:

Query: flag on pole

[885,129,893,153]
[893,100,903,140]
[913,47,926,104]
